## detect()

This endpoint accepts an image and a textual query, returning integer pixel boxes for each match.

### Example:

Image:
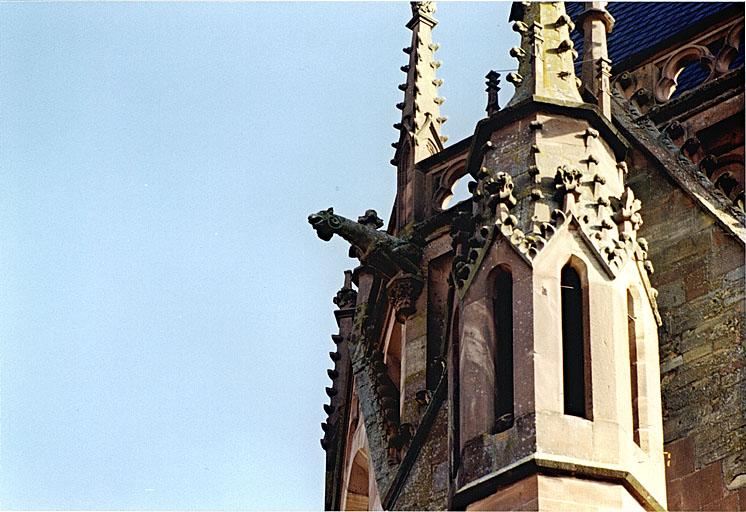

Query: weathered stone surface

[393,406,450,510]
[629,115,745,509]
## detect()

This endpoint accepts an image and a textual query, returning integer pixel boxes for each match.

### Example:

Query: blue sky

[0,2,515,509]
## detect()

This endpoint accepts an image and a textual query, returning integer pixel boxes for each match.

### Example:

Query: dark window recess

[493,268,514,432]
[427,255,452,390]
[730,37,744,70]
[561,264,588,418]
[451,307,461,476]
[672,62,710,98]
[628,290,641,447]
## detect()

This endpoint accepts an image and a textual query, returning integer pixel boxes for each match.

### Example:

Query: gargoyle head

[308,207,341,242]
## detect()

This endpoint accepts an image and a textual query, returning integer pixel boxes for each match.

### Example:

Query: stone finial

[411,0,435,16]
[555,165,584,212]
[333,270,357,309]
[485,71,501,116]
[506,2,583,107]
[614,187,643,235]
[578,1,615,119]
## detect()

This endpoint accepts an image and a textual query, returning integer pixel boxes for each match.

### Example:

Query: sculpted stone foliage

[387,273,424,323]
[411,0,435,17]
[452,127,654,291]
[614,187,643,233]
[554,165,584,194]
[485,171,518,210]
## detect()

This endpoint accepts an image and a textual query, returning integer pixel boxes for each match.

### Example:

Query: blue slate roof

[566,2,743,94]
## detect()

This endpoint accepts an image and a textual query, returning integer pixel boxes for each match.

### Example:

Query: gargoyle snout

[308,212,334,241]
[308,213,325,227]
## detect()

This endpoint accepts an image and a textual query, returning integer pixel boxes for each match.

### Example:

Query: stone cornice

[451,453,666,512]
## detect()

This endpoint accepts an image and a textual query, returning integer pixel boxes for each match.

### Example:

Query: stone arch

[710,154,745,202]
[433,159,468,211]
[343,448,370,511]
[716,21,745,74]
[655,44,715,102]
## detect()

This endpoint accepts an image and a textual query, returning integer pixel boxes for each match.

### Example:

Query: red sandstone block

[697,461,727,509]
[667,437,696,480]
[702,492,739,511]
[719,492,739,511]
[667,478,683,512]
[685,265,711,301]
[680,473,704,511]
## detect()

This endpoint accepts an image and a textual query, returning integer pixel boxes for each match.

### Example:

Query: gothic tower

[309,1,745,510]
[449,2,665,509]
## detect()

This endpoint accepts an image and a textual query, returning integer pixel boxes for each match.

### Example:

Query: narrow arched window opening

[451,306,461,476]
[427,254,452,390]
[627,290,641,447]
[384,320,403,398]
[561,263,590,419]
[344,449,370,511]
[493,267,514,432]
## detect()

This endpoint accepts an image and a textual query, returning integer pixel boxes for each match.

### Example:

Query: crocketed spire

[392,1,448,231]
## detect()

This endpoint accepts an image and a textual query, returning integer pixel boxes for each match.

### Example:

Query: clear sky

[0,2,515,510]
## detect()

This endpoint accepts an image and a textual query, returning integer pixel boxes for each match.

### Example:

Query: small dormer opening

[561,261,592,419]
[492,266,514,432]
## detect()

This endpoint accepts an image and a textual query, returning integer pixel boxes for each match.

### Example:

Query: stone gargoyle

[308,207,422,279]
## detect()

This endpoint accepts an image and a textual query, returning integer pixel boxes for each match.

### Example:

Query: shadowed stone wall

[629,148,746,511]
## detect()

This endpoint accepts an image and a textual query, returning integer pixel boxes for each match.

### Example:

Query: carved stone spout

[308,207,423,279]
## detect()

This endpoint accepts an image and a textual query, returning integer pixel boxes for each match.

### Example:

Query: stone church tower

[309,2,745,510]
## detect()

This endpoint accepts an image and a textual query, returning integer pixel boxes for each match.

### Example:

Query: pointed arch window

[344,449,370,511]
[384,317,403,397]
[493,267,514,432]
[561,262,591,419]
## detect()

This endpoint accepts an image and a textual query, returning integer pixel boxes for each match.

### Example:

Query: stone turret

[449,2,667,510]
[578,1,615,119]
[392,0,447,232]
